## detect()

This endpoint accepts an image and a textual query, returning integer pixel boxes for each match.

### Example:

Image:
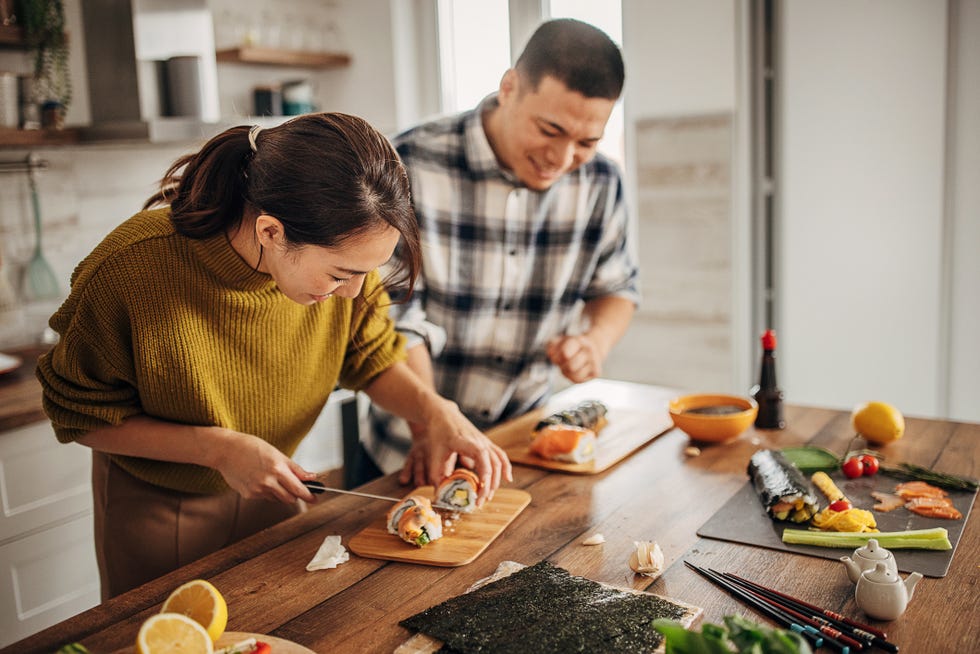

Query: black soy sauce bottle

[751,329,785,429]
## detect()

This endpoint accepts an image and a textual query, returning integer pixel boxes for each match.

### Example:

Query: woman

[36,113,511,599]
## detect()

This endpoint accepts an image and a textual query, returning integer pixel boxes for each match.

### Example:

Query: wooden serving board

[396,561,702,654]
[487,379,677,474]
[348,486,531,566]
[113,631,315,653]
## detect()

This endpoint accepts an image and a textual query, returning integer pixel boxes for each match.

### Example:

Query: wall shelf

[0,24,26,48]
[215,46,351,69]
[0,127,79,148]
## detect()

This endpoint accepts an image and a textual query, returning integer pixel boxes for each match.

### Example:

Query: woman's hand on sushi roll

[398,397,512,506]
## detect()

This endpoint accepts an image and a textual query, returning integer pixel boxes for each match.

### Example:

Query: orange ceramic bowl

[669,394,758,443]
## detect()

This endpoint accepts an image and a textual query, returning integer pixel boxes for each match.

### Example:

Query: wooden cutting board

[112,631,315,653]
[487,379,677,474]
[348,487,531,566]
[395,561,702,654]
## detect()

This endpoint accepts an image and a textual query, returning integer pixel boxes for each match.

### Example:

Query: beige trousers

[92,452,299,600]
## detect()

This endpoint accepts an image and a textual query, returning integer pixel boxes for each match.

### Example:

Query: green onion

[782,527,952,550]
[880,463,979,491]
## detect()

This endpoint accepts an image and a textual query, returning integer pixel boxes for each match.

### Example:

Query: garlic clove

[629,540,665,578]
[582,533,606,546]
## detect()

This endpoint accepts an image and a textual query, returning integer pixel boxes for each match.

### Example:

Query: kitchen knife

[303,480,401,502]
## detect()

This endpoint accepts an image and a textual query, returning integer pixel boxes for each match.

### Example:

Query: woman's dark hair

[144,113,420,299]
[515,18,624,100]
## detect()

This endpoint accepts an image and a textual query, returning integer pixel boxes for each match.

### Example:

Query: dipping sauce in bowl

[669,394,758,443]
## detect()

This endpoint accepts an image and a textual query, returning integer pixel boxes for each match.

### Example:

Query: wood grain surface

[488,379,677,474]
[4,394,978,654]
[348,487,532,566]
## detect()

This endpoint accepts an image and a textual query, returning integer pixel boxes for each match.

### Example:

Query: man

[364,18,639,486]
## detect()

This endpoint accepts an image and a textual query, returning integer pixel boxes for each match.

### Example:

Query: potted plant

[15,0,71,128]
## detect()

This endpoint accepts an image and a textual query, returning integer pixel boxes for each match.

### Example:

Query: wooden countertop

[3,382,978,653]
[0,345,49,432]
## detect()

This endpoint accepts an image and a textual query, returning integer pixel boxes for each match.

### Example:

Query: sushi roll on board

[387,494,443,547]
[533,400,609,435]
[434,468,481,513]
[529,424,597,464]
[747,449,819,523]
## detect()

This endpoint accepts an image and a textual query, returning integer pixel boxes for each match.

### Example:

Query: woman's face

[256,217,401,305]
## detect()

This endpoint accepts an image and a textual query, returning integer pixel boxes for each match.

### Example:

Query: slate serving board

[697,471,977,578]
[487,379,677,474]
[348,487,531,566]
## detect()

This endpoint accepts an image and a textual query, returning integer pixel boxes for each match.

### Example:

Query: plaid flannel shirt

[365,95,639,472]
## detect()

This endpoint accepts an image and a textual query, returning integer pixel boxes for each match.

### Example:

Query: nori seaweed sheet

[747,449,818,516]
[399,561,688,653]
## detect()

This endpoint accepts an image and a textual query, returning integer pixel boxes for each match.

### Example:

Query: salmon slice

[904,496,954,509]
[895,480,949,500]
[529,425,596,462]
[907,503,962,519]
[870,491,906,512]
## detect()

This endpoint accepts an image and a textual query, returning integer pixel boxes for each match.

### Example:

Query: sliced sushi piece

[386,494,431,535]
[529,424,597,463]
[748,449,819,523]
[434,468,481,513]
[396,502,443,547]
[533,400,609,435]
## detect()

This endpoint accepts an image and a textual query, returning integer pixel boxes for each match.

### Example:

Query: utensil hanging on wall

[22,163,61,301]
[0,248,17,310]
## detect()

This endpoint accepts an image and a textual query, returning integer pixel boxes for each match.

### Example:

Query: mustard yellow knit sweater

[37,208,405,494]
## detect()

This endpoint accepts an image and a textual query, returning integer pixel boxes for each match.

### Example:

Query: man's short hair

[515,18,624,100]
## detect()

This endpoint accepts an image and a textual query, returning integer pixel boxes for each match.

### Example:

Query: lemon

[136,613,213,654]
[161,579,228,642]
[851,401,905,444]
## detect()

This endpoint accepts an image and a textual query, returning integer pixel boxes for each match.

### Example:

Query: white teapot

[840,538,897,584]
[854,561,923,621]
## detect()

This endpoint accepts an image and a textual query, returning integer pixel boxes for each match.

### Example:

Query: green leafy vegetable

[779,446,840,473]
[55,644,90,654]
[782,527,952,550]
[654,616,812,654]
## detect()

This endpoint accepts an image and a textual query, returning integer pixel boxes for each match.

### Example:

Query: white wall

[778,2,948,418]
[947,0,980,421]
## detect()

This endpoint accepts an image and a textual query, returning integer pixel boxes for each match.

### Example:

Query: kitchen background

[0,0,976,645]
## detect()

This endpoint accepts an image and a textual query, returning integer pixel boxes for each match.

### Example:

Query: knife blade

[303,480,401,503]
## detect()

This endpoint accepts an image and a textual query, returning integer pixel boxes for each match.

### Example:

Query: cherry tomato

[829,499,853,511]
[841,457,864,479]
[860,454,880,476]
[254,643,272,654]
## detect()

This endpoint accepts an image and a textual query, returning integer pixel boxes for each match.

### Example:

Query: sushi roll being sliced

[748,449,819,523]
[533,400,609,435]
[386,494,443,546]
[434,468,481,513]
[529,424,597,463]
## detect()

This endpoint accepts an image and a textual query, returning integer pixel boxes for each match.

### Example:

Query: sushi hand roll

[529,424,597,463]
[386,494,443,546]
[533,400,609,435]
[748,449,819,523]
[434,468,481,513]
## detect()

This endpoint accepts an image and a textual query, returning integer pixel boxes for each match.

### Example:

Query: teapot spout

[840,556,861,584]
[904,571,923,599]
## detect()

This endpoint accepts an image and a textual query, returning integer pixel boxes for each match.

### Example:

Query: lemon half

[136,612,213,654]
[851,401,905,444]
[161,579,228,642]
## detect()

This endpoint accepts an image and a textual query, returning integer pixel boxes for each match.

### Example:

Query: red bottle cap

[761,329,777,350]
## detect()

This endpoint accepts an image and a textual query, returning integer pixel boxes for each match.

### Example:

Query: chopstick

[719,570,897,653]
[685,562,858,652]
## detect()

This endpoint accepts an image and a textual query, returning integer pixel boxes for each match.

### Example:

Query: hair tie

[248,125,263,153]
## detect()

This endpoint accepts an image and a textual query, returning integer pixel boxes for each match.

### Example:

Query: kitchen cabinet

[0,421,99,648]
